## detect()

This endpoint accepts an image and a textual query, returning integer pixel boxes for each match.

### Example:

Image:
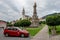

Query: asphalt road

[0,28,31,40]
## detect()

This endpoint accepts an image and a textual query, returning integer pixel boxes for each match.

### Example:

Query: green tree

[14,21,20,27]
[7,22,13,26]
[46,14,60,35]
[14,19,31,27]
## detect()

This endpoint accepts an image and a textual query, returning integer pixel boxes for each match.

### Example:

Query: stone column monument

[30,2,39,27]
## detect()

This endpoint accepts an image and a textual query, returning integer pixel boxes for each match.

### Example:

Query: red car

[3,27,29,37]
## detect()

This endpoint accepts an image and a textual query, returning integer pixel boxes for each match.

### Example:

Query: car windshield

[17,27,22,31]
[6,27,22,31]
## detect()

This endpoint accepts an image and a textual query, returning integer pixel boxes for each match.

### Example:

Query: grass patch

[26,27,41,36]
[26,24,45,36]
[56,25,60,35]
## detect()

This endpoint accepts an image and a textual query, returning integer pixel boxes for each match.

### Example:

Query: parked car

[3,27,29,37]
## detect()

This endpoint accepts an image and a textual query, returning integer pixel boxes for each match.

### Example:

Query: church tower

[22,8,25,19]
[30,2,39,27]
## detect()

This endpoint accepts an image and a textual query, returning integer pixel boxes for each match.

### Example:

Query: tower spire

[22,8,25,15]
[34,0,36,7]
[33,1,37,19]
[22,8,25,19]
[34,0,36,3]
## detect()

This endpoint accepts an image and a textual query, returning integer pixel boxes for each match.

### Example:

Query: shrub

[39,21,46,24]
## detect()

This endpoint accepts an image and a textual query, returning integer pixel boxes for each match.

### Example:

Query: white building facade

[0,20,7,28]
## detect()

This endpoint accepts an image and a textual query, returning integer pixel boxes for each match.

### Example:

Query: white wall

[0,22,6,28]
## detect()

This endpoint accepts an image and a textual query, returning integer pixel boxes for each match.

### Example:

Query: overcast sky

[0,0,60,21]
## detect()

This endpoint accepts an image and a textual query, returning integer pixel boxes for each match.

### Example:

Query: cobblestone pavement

[49,35,60,40]
[31,25,49,40]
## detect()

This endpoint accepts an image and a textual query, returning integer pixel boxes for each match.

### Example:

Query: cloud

[3,0,20,13]
[37,0,60,18]
[0,0,20,21]
[0,0,60,21]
